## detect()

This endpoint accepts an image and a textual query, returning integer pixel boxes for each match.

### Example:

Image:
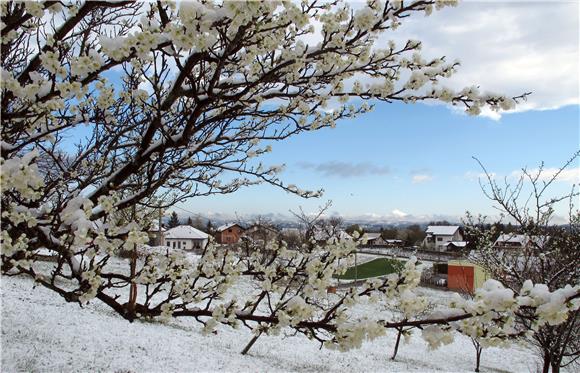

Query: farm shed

[447,260,490,293]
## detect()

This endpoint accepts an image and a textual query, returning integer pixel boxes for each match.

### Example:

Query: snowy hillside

[2,269,545,372]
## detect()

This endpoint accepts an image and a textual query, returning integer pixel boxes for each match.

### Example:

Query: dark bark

[475,345,482,372]
[391,328,403,360]
[241,332,262,355]
[543,349,551,373]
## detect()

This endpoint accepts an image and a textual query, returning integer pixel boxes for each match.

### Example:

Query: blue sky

[182,102,579,221]
[177,1,580,222]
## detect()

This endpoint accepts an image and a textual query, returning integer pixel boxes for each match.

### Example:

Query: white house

[493,234,550,250]
[423,225,464,251]
[164,225,209,251]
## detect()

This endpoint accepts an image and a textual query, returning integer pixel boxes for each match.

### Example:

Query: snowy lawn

[1,259,547,373]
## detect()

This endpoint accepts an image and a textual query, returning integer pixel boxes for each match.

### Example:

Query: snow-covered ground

[2,258,545,372]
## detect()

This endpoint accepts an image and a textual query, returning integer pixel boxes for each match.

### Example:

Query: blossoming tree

[1,0,578,362]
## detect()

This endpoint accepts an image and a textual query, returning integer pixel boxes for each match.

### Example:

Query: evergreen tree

[168,211,180,228]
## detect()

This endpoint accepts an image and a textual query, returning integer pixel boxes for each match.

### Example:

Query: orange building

[447,260,490,293]
[215,223,244,244]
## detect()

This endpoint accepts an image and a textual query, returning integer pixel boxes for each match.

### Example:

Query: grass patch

[335,258,405,280]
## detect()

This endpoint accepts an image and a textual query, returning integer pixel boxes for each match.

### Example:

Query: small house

[215,223,245,244]
[493,234,550,251]
[447,260,490,293]
[445,241,468,252]
[423,225,463,251]
[385,239,404,248]
[364,233,386,246]
[243,224,279,244]
[164,225,209,251]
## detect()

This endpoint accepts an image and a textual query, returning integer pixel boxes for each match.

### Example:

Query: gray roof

[445,241,468,247]
[216,223,243,232]
[365,233,382,240]
[494,234,550,247]
[425,225,460,236]
[165,225,209,240]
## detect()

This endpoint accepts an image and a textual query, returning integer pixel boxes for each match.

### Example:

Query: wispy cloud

[412,174,433,184]
[411,169,433,184]
[510,167,580,183]
[298,161,390,178]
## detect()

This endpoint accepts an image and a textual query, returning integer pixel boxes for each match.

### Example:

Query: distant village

[144,212,549,295]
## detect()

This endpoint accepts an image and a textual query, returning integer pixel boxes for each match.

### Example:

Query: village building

[444,241,468,251]
[364,232,387,246]
[492,234,550,250]
[447,260,490,293]
[215,223,245,244]
[422,225,464,251]
[164,225,209,251]
[385,239,405,247]
[243,224,279,244]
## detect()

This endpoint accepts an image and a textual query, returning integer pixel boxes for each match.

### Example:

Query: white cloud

[510,167,580,183]
[387,1,579,117]
[412,174,433,184]
[391,209,409,218]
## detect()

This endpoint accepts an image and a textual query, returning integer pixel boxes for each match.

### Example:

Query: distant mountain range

[167,210,465,230]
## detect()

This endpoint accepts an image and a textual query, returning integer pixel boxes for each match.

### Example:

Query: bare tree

[466,151,580,373]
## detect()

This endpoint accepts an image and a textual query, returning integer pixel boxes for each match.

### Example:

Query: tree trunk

[475,345,482,372]
[542,350,551,373]
[127,248,137,321]
[241,332,262,355]
[391,328,402,360]
[550,358,560,373]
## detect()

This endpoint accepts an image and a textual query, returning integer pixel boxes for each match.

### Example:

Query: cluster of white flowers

[0,151,44,200]
[422,325,455,349]
[439,279,580,349]
[70,50,104,79]
[159,302,175,322]
[518,280,579,328]
[0,231,29,258]
[328,318,386,351]
[79,270,102,303]
[284,296,314,325]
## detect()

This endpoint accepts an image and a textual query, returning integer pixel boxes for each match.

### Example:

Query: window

[437,237,443,241]
[228,228,232,232]
[183,241,187,249]
[177,241,181,249]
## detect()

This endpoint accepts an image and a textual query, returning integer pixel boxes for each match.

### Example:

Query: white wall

[166,238,207,251]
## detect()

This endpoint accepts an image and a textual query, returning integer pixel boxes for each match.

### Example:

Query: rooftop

[165,225,209,240]
[425,225,460,236]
